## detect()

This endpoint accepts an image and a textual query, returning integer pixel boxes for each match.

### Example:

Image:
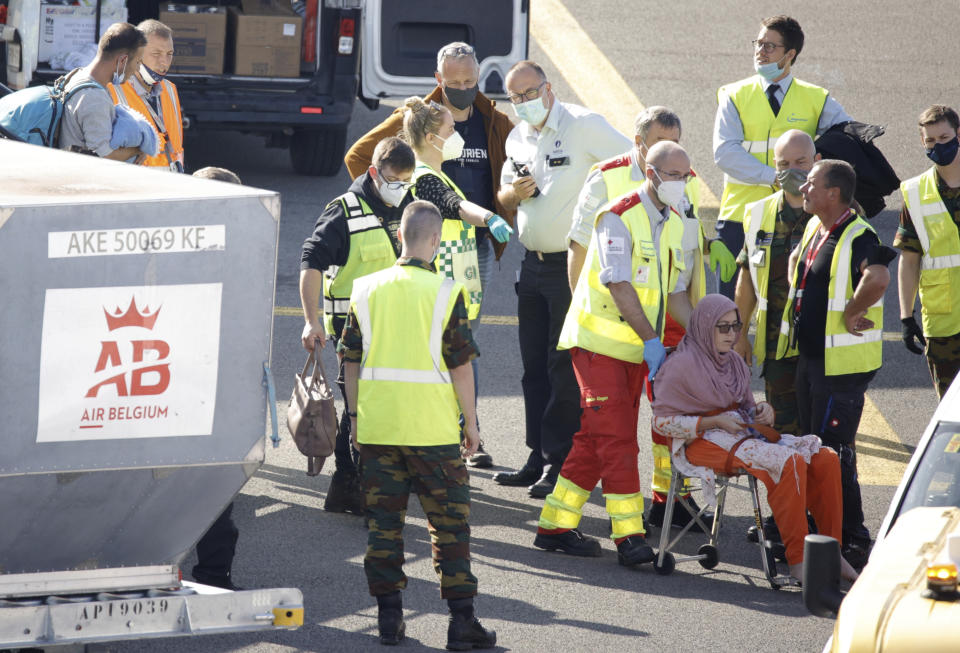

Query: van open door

[360,0,529,99]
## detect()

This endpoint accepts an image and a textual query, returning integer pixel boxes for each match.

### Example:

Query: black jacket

[814,121,901,218]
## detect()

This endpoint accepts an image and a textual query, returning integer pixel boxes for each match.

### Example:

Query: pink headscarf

[652,294,754,418]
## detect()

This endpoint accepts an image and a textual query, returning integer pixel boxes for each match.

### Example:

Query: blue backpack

[0,70,104,147]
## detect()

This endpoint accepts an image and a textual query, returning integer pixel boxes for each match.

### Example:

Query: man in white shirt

[493,60,631,498]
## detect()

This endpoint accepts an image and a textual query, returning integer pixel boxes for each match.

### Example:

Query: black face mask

[444,84,478,111]
[926,138,960,167]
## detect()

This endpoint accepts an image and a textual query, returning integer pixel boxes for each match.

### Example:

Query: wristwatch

[347,411,358,418]
[482,212,494,226]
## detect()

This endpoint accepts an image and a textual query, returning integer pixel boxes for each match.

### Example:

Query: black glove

[900,315,927,355]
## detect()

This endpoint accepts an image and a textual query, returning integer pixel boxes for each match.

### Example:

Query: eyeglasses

[752,40,785,53]
[376,169,413,192]
[507,81,546,104]
[715,321,744,334]
[654,167,693,183]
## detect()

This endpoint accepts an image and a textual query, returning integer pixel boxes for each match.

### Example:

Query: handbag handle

[301,340,332,396]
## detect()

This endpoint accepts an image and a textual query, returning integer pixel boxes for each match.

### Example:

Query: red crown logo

[103,297,161,331]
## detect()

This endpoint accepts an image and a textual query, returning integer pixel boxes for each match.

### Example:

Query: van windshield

[897,421,960,525]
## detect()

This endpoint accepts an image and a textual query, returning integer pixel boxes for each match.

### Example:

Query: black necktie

[767,84,781,116]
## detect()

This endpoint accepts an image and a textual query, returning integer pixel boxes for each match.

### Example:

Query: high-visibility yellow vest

[900,168,960,337]
[350,264,466,446]
[593,153,705,305]
[776,215,883,375]
[412,163,481,319]
[108,79,184,170]
[743,190,785,365]
[717,77,828,224]
[321,192,397,335]
[558,191,685,363]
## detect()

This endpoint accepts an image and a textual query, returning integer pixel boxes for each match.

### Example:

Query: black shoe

[493,466,542,487]
[746,515,779,543]
[192,571,243,591]
[533,528,602,557]
[376,591,405,646]
[446,597,496,651]
[841,541,872,572]
[325,469,365,515]
[528,471,558,499]
[617,535,656,567]
[647,498,713,533]
[466,443,493,469]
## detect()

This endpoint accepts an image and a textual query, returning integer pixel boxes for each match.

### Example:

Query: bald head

[774,129,817,170]
[646,141,690,174]
[399,201,442,256]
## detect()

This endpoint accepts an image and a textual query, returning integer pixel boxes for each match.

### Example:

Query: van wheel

[289,126,347,176]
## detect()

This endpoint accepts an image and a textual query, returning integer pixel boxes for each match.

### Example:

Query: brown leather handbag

[287,348,338,476]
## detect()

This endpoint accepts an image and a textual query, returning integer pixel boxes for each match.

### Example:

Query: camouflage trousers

[762,354,800,435]
[360,443,477,599]
[926,332,960,400]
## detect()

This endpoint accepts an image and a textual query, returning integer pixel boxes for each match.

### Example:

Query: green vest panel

[351,265,465,446]
[412,163,481,319]
[900,168,960,337]
[717,76,828,224]
[322,192,397,334]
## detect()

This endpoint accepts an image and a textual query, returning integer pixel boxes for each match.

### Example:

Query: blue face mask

[926,138,960,167]
[139,62,166,86]
[514,96,549,126]
[754,54,786,81]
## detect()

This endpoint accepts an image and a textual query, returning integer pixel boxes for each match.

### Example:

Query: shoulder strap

[599,154,632,172]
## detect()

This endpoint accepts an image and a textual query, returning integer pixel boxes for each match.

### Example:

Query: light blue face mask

[514,96,549,126]
[754,54,786,81]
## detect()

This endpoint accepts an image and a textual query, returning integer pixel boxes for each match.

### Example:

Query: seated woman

[651,294,858,582]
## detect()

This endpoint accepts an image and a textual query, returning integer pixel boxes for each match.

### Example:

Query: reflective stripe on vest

[717,77,828,224]
[351,266,464,446]
[108,80,184,170]
[322,192,397,334]
[411,163,482,319]
[558,192,685,363]
[743,192,780,365]
[901,169,960,337]
[775,216,883,375]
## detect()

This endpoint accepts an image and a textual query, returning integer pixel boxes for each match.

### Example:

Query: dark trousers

[715,219,745,300]
[193,502,239,580]
[517,250,581,471]
[331,325,358,475]
[795,353,875,547]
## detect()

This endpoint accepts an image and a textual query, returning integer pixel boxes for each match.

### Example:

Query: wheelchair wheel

[697,544,719,569]
[652,551,675,575]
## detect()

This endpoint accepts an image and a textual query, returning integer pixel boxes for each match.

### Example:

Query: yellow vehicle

[804,377,960,652]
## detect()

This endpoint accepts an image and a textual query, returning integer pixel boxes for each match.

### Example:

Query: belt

[526,249,566,262]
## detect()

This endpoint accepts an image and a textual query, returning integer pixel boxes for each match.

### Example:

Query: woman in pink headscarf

[652,294,857,582]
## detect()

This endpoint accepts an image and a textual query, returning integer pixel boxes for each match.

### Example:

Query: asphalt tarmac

[112,2,959,651]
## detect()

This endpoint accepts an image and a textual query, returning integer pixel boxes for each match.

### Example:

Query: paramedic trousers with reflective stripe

[360,443,477,599]
[543,348,646,538]
[684,440,842,564]
[795,352,876,548]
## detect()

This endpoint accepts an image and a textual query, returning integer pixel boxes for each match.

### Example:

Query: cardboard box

[229,0,302,77]
[38,4,129,64]
[159,6,227,75]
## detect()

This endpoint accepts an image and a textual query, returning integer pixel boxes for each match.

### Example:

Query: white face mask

[652,169,687,208]
[432,131,465,161]
[375,171,411,207]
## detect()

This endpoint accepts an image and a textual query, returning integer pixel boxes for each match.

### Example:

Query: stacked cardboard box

[159,5,227,75]
[229,0,302,77]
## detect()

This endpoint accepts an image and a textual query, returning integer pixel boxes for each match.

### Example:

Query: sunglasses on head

[715,321,744,334]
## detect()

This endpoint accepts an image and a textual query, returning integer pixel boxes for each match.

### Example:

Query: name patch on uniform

[605,237,625,255]
[548,156,570,168]
[635,265,650,284]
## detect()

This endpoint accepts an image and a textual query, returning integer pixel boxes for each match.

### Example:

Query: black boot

[324,469,365,515]
[376,591,405,646]
[446,597,496,651]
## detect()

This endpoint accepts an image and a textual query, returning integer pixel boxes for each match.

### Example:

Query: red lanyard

[795,209,851,314]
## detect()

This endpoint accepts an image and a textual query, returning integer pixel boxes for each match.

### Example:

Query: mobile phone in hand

[510,158,541,197]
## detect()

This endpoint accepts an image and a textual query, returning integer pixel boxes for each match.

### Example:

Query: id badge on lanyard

[791,209,851,346]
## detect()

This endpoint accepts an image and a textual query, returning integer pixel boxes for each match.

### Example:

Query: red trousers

[561,348,647,496]
[685,439,843,564]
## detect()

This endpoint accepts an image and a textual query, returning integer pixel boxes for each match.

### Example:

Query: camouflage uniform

[893,170,960,399]
[339,257,480,599]
[738,197,808,434]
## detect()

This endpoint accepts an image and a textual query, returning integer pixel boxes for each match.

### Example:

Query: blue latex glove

[643,337,667,381]
[709,239,737,283]
[487,215,514,243]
